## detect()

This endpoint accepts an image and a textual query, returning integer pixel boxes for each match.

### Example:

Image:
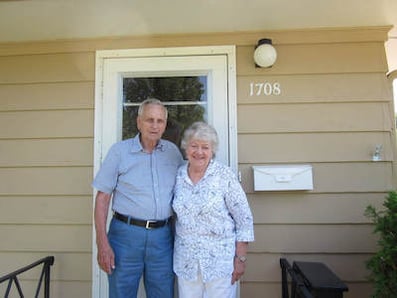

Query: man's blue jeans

[107,217,174,298]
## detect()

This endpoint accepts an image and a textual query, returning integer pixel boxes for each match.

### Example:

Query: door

[93,46,237,298]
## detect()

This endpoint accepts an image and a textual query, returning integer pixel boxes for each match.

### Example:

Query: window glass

[122,77,207,149]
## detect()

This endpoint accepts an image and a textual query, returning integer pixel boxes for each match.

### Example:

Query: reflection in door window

[122,77,207,149]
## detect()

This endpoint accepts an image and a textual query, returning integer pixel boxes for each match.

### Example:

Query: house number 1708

[249,82,281,96]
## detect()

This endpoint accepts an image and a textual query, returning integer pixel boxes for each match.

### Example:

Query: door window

[122,76,207,152]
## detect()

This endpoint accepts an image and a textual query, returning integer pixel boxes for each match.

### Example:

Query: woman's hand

[232,241,249,284]
[231,256,246,284]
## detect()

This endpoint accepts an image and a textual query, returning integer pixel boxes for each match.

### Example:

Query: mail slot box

[252,165,313,191]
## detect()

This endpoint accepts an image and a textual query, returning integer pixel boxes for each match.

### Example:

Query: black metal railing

[0,256,55,298]
[280,258,314,298]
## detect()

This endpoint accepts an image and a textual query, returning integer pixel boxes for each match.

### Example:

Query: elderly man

[92,98,184,298]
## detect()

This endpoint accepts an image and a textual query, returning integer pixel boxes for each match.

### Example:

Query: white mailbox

[252,164,313,191]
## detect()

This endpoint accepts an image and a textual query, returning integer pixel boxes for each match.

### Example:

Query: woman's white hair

[181,121,219,155]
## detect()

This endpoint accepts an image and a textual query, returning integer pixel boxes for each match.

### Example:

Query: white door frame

[93,45,237,298]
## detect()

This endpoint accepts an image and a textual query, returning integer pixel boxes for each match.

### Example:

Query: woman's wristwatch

[235,255,247,263]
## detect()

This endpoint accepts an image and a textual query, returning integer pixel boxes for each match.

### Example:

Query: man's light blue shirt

[92,134,184,220]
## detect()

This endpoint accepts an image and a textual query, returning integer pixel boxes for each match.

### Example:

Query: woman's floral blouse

[173,159,254,282]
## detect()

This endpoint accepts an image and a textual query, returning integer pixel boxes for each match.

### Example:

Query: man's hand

[94,191,114,274]
[97,239,115,274]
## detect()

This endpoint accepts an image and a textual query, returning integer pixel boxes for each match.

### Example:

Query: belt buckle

[145,220,156,229]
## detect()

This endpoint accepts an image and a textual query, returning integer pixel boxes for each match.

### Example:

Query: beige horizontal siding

[0,280,92,298]
[0,225,91,252]
[238,132,394,163]
[244,253,371,282]
[0,252,91,281]
[0,196,92,224]
[0,139,93,167]
[0,27,394,298]
[290,254,371,282]
[0,26,390,57]
[51,281,92,298]
[240,162,394,193]
[237,102,394,133]
[237,28,394,297]
[250,224,377,253]
[0,53,94,84]
[0,167,92,195]
[0,82,94,111]
[237,73,392,103]
[237,42,387,75]
[0,110,93,138]
[0,37,95,298]
[248,193,385,224]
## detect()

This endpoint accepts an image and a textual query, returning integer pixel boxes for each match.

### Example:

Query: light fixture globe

[254,38,277,68]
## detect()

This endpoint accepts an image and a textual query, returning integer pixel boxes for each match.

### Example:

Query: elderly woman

[172,121,254,298]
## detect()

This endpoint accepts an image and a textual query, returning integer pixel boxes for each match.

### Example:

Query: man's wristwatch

[235,255,247,263]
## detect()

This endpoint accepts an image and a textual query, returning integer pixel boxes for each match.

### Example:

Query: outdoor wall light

[254,38,277,68]
[372,144,383,161]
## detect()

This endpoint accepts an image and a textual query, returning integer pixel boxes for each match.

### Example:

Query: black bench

[280,258,348,298]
